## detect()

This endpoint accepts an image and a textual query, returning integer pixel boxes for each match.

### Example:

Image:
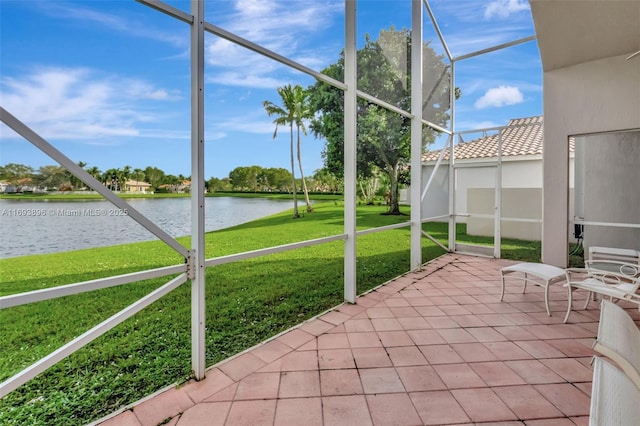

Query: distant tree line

[0,162,191,193]
[0,162,343,195]
[223,165,342,194]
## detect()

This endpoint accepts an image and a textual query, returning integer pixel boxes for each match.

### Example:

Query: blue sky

[0,0,541,179]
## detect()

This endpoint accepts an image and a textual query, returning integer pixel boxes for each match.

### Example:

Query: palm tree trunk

[296,125,313,212]
[290,124,299,218]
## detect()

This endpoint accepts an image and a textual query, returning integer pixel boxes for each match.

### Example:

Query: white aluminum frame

[0,0,541,402]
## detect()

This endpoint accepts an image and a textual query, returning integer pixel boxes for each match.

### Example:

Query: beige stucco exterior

[541,54,640,266]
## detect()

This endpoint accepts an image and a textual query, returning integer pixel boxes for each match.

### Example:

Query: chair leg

[544,283,551,316]
[522,273,527,294]
[582,292,591,310]
[564,286,573,323]
[500,274,505,301]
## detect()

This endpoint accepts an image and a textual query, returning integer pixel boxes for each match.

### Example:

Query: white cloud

[37,2,187,47]
[207,71,284,90]
[484,0,530,20]
[474,85,524,109]
[0,67,181,141]
[207,0,342,89]
[214,109,278,135]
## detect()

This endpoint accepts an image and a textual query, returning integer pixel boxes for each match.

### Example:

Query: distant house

[158,180,191,193]
[0,181,15,193]
[125,180,152,193]
[179,180,191,193]
[419,116,577,241]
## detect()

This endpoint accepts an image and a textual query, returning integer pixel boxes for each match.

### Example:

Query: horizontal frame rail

[454,120,542,137]
[205,234,347,267]
[205,221,418,268]
[458,213,542,224]
[0,264,187,309]
[452,35,536,62]
[0,274,188,398]
[356,221,411,236]
[574,219,640,229]
[421,215,451,222]
[135,0,192,23]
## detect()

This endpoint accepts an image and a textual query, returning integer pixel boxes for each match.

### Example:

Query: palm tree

[86,166,101,180]
[68,161,87,189]
[290,85,314,213]
[132,168,145,182]
[263,85,300,219]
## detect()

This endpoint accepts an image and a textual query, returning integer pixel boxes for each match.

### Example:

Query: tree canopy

[308,27,456,214]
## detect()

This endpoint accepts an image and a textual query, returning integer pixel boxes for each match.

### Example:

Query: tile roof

[423,116,575,162]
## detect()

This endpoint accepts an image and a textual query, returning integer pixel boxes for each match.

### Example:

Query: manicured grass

[0,203,565,424]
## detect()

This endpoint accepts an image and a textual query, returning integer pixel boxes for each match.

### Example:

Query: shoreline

[0,191,343,201]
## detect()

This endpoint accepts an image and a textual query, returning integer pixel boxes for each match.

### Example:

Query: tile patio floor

[97,253,640,426]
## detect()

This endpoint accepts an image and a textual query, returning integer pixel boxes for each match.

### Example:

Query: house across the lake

[124,180,152,194]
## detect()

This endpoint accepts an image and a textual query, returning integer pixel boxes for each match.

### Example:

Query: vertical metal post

[448,61,456,251]
[495,131,503,258]
[343,0,357,303]
[410,0,423,270]
[190,0,206,380]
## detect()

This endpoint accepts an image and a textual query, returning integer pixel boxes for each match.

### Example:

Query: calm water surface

[0,197,291,258]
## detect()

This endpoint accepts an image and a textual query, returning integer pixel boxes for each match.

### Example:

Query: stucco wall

[543,54,640,267]
[422,157,576,242]
[467,187,577,242]
[422,158,543,221]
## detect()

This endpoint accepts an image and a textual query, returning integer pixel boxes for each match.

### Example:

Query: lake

[0,197,292,259]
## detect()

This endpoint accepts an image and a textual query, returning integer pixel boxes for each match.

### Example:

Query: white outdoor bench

[499,262,567,316]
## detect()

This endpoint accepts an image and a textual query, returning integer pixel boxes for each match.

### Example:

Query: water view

[0,197,292,258]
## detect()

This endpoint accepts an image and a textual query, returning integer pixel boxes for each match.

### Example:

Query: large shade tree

[308,27,456,214]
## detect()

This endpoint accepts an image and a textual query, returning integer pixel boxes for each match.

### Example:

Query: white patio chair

[563,260,640,323]
[589,246,640,265]
[590,357,640,426]
[593,300,640,389]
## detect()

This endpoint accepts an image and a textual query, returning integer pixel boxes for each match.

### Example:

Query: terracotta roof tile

[422,116,575,162]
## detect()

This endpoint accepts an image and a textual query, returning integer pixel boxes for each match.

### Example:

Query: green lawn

[0,202,566,424]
